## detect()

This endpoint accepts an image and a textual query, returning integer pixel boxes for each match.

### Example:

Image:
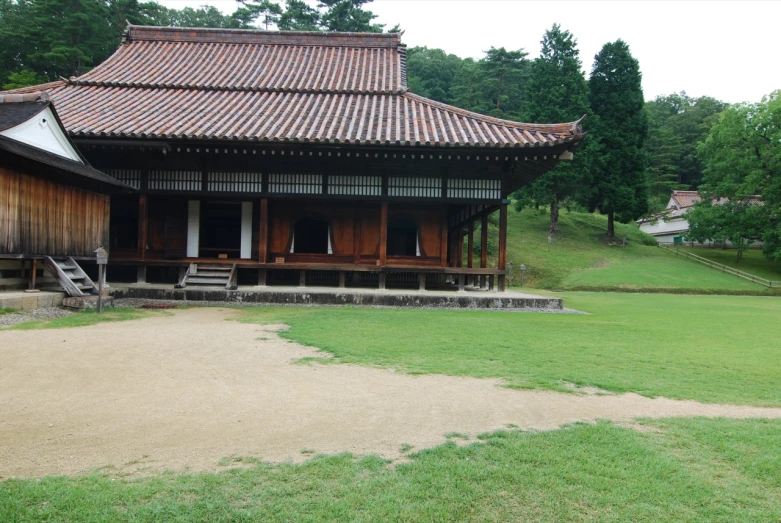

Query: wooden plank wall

[0,167,109,257]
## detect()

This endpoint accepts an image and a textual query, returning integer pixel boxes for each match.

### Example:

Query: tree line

[1,0,777,257]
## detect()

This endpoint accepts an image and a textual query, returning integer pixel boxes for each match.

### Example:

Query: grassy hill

[678,246,781,282]
[499,207,777,294]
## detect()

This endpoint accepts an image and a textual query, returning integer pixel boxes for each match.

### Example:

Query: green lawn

[239,293,781,406]
[502,208,775,294]
[2,418,780,521]
[679,246,781,282]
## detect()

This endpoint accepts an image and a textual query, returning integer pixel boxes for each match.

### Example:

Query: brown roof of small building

[4,26,585,149]
[668,190,701,209]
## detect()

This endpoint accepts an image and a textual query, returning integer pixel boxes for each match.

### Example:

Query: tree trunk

[607,210,615,240]
[549,198,559,234]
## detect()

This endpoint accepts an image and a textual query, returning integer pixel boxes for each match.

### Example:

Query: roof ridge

[0,91,49,103]
[67,79,405,95]
[124,24,402,48]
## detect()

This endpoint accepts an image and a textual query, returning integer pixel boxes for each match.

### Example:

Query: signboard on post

[94,246,108,313]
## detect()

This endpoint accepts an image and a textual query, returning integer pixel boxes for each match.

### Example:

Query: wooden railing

[659,245,781,288]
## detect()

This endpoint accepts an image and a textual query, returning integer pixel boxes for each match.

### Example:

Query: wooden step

[192,270,232,277]
[187,277,231,285]
[196,266,232,271]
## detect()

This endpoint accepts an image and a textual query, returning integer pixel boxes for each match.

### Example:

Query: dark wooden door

[164,198,188,258]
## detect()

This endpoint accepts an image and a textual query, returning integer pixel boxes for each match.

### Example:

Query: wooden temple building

[4,26,584,292]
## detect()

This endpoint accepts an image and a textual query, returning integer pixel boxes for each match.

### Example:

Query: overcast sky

[157,0,781,104]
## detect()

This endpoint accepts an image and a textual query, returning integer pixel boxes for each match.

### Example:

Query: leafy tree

[406,47,468,105]
[686,200,765,262]
[319,0,383,32]
[514,24,589,233]
[276,0,319,30]
[2,69,46,90]
[694,90,781,261]
[583,39,648,240]
[475,47,528,119]
[644,92,727,208]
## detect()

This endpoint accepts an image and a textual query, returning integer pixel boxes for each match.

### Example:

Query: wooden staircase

[176,263,238,290]
[43,257,99,297]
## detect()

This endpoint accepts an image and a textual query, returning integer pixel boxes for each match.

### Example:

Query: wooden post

[97,265,104,313]
[136,265,147,284]
[258,268,267,287]
[418,272,426,291]
[338,271,346,288]
[440,211,448,267]
[28,259,37,290]
[299,270,306,287]
[458,273,465,292]
[480,214,488,289]
[498,204,508,292]
[353,207,361,263]
[457,228,464,268]
[379,202,388,266]
[467,221,474,268]
[378,272,386,290]
[258,198,268,263]
[467,220,474,286]
[138,194,147,260]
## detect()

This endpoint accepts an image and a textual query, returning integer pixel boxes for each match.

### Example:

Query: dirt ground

[1,307,780,479]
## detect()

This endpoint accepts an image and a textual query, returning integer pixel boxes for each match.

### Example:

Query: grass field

[240,293,781,407]
[2,418,780,521]
[678,246,781,282]
[502,208,776,294]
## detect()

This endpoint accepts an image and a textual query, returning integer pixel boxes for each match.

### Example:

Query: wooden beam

[353,207,361,263]
[379,201,388,266]
[498,204,508,292]
[258,198,268,263]
[137,194,147,260]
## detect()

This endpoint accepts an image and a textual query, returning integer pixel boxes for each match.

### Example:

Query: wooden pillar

[258,198,268,263]
[480,214,488,289]
[299,270,306,287]
[440,211,448,267]
[418,273,426,291]
[378,272,386,290]
[458,273,466,292]
[338,271,346,288]
[257,268,267,287]
[379,202,388,266]
[498,204,508,292]
[353,207,361,263]
[136,265,147,284]
[137,194,147,260]
[467,220,474,286]
[28,259,37,290]
[457,228,464,268]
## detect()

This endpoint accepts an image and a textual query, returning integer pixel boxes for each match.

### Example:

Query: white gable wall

[0,106,82,162]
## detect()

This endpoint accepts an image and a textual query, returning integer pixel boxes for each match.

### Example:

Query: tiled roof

[0,91,49,131]
[4,26,585,149]
[669,190,701,209]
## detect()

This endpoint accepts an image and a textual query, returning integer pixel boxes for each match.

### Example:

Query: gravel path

[1,307,778,479]
[0,307,73,327]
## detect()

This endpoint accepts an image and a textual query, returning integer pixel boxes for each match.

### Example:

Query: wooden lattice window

[388,177,442,198]
[148,170,202,191]
[328,175,382,196]
[208,172,262,192]
[269,174,322,194]
[447,179,501,200]
[106,169,141,189]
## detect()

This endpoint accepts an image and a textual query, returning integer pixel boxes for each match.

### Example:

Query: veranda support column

[240,201,252,259]
[457,228,464,268]
[379,202,388,266]
[480,214,488,289]
[498,204,508,291]
[138,194,147,260]
[258,198,268,263]
[467,220,474,286]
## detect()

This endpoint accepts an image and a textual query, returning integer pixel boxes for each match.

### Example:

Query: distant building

[637,190,762,246]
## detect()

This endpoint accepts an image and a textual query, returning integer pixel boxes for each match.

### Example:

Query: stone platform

[111,284,562,310]
[0,290,65,311]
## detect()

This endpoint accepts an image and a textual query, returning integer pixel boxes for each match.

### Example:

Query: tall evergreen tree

[475,47,528,119]
[583,40,648,240]
[514,24,589,233]
[406,47,468,105]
